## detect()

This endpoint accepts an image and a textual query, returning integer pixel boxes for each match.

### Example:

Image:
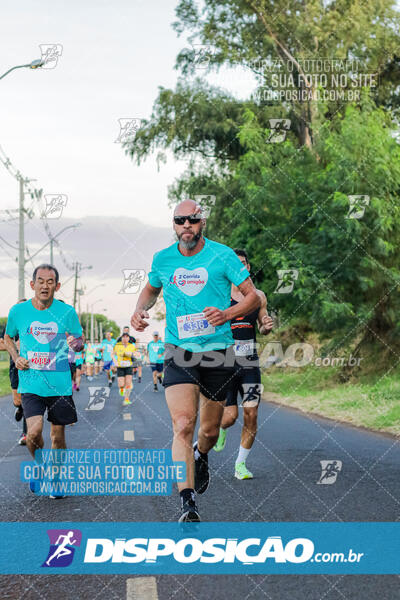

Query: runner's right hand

[131,309,149,331]
[15,356,29,370]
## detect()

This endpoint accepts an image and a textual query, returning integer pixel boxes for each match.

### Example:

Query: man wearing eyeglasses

[131,199,260,522]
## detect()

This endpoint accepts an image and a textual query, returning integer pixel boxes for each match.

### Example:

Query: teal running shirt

[148,238,249,350]
[5,298,82,397]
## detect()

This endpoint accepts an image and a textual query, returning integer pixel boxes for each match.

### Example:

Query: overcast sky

[0,0,257,335]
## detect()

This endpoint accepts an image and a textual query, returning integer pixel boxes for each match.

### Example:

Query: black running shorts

[117,366,133,377]
[225,364,262,407]
[21,393,77,425]
[163,345,237,402]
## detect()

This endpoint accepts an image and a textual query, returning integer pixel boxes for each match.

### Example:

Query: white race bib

[27,351,57,370]
[234,339,255,357]
[176,313,215,339]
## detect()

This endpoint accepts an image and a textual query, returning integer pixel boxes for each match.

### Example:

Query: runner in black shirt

[214,250,273,480]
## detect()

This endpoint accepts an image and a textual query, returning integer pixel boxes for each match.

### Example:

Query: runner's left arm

[256,291,274,335]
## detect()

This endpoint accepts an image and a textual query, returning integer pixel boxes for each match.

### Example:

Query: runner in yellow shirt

[112,333,136,405]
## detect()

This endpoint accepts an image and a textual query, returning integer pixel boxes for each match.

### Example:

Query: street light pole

[73,262,80,309]
[90,299,103,343]
[73,263,92,308]
[18,177,25,299]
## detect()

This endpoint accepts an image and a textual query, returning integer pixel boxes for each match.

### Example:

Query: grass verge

[262,364,400,436]
[0,360,10,398]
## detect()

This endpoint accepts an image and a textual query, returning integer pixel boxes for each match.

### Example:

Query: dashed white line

[123,413,132,420]
[126,577,158,599]
[124,430,135,441]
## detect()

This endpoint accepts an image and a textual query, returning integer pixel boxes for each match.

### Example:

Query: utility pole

[18,177,25,299]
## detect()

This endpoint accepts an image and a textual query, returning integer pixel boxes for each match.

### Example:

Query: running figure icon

[45,531,77,566]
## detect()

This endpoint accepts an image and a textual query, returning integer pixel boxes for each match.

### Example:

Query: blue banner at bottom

[0,522,398,574]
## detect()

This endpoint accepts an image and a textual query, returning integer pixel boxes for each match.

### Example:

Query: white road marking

[124,430,135,441]
[127,577,158,599]
[123,413,132,420]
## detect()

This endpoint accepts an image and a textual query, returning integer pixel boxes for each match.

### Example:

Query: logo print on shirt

[28,321,59,344]
[169,268,208,297]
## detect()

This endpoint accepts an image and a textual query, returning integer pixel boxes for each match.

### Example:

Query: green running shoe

[213,428,227,452]
[235,461,253,480]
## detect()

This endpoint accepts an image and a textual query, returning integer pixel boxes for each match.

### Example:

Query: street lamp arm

[0,64,30,81]
[0,60,44,81]
[28,223,80,260]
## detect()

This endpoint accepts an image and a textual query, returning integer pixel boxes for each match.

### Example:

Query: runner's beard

[177,231,202,250]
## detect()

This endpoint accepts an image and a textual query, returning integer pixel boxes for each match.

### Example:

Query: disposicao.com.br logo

[2,521,388,574]
[83,535,363,565]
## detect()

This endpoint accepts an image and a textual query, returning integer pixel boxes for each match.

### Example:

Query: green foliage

[124,0,400,352]
[79,313,120,340]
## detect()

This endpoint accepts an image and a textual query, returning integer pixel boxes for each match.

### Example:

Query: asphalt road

[0,367,399,599]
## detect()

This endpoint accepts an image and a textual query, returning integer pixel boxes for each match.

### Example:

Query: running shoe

[76,387,80,392]
[179,500,201,522]
[234,462,253,480]
[14,406,23,422]
[18,433,26,446]
[193,442,210,495]
[138,377,141,383]
[49,493,67,499]
[123,398,132,405]
[29,479,38,494]
[153,384,158,392]
[213,428,226,452]
[108,380,112,388]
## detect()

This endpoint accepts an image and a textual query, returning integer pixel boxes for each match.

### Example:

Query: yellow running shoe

[234,461,253,480]
[123,398,132,405]
[213,428,226,452]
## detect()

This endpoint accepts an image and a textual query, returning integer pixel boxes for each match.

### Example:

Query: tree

[124,0,400,352]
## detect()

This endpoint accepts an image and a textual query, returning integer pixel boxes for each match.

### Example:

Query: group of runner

[2,198,272,518]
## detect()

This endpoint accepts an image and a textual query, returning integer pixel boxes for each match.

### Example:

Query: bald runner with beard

[131,199,260,522]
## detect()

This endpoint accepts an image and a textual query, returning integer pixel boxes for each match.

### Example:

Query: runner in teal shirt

[130,200,260,522]
[5,298,82,397]
[101,332,117,386]
[147,332,165,391]
[147,338,165,363]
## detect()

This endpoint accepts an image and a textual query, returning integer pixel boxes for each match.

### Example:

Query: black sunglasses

[173,214,202,225]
